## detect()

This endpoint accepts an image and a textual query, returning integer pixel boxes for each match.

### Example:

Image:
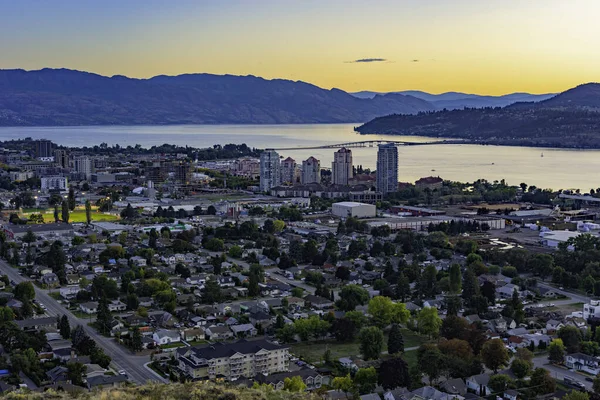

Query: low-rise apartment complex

[176,339,289,381]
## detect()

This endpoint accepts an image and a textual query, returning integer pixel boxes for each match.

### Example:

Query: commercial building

[280,157,296,185]
[376,143,398,194]
[9,171,34,182]
[54,149,69,169]
[2,223,74,240]
[41,176,68,192]
[301,157,320,184]
[34,139,53,158]
[259,150,281,192]
[332,201,376,218]
[74,156,94,180]
[176,339,289,381]
[331,147,353,186]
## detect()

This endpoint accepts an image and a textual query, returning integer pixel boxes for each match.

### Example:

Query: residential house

[440,378,467,396]
[79,302,98,314]
[230,324,258,338]
[59,285,82,299]
[546,319,564,334]
[108,300,126,312]
[411,386,459,400]
[255,368,324,391]
[466,373,491,397]
[15,317,57,331]
[40,273,60,287]
[504,389,519,400]
[249,310,272,327]
[496,283,520,299]
[181,328,205,342]
[218,276,235,287]
[46,366,69,384]
[303,295,334,309]
[153,329,181,346]
[565,353,600,374]
[86,374,127,390]
[205,325,234,341]
[176,339,289,381]
[539,287,561,298]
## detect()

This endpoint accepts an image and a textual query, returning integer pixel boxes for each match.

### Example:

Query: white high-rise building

[376,143,398,194]
[301,156,321,184]
[280,157,296,185]
[260,150,281,192]
[75,156,94,180]
[41,176,68,192]
[332,147,353,186]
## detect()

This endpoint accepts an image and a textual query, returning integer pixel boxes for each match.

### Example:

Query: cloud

[346,58,387,63]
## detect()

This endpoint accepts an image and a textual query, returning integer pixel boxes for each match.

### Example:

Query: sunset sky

[1,0,599,94]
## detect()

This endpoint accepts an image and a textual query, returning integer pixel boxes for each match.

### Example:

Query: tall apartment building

[301,156,321,184]
[332,147,353,185]
[259,150,281,192]
[176,340,289,381]
[280,157,296,185]
[54,149,70,169]
[34,139,53,158]
[74,156,94,180]
[376,143,398,194]
[41,176,68,192]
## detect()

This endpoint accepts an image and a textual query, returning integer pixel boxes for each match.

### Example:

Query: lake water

[0,123,598,191]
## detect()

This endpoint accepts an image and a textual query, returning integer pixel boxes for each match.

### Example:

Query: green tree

[23,229,36,244]
[448,263,462,294]
[67,362,86,386]
[14,281,35,302]
[131,327,143,352]
[396,273,411,302]
[95,295,112,335]
[530,368,556,396]
[59,315,71,339]
[562,392,590,400]
[61,200,70,223]
[378,356,411,390]
[368,296,410,327]
[283,376,307,392]
[417,343,444,385]
[354,367,377,394]
[481,338,509,372]
[337,284,370,311]
[68,186,76,211]
[332,375,355,398]
[548,338,566,364]
[488,374,514,393]
[511,358,531,379]
[417,306,442,338]
[358,326,384,360]
[85,200,92,224]
[593,376,600,395]
[388,324,404,354]
[54,204,60,223]
[202,278,222,304]
[228,245,243,258]
[558,326,582,353]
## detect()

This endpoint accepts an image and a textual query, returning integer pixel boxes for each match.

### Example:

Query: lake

[0,123,598,191]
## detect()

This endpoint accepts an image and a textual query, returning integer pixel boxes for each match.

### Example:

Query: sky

[1,0,599,95]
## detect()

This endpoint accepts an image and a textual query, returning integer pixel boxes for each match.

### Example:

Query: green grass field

[290,329,428,364]
[21,208,119,223]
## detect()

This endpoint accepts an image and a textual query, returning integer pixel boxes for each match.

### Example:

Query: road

[0,260,166,384]
[533,355,592,391]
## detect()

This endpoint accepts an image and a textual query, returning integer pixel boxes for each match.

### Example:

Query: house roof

[87,374,127,387]
[178,339,287,360]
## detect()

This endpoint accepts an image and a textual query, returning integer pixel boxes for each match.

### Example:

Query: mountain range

[0,68,436,126]
[351,90,555,109]
[356,83,600,148]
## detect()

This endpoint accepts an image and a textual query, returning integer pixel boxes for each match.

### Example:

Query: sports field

[21,208,119,223]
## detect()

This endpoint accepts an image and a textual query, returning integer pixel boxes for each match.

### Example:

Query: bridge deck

[271,139,455,151]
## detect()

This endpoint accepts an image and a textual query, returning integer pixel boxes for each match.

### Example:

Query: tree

[396,273,411,302]
[68,186,76,211]
[354,367,377,394]
[388,324,404,354]
[417,306,442,338]
[85,200,92,224]
[95,295,112,335]
[481,338,509,372]
[54,204,60,223]
[283,376,306,392]
[61,200,70,223]
[558,326,582,353]
[67,362,86,386]
[441,315,469,340]
[378,356,411,390]
[511,358,531,379]
[461,267,479,306]
[448,263,462,293]
[488,374,514,393]
[417,344,444,385]
[90,348,111,368]
[332,317,359,342]
[562,392,590,400]
[368,296,409,327]
[14,281,35,302]
[59,315,71,339]
[593,376,600,395]
[202,278,222,304]
[332,375,355,398]
[130,326,143,353]
[337,284,370,311]
[358,326,384,360]
[23,229,36,244]
[548,338,566,364]
[207,205,217,215]
[277,324,296,343]
[530,368,556,396]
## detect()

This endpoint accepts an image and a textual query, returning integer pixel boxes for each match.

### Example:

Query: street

[0,260,166,384]
[533,354,592,391]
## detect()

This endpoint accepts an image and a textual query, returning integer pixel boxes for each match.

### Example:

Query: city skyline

[1,0,599,95]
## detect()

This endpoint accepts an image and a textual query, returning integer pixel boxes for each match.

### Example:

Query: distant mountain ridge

[0,68,435,126]
[351,90,556,110]
[356,82,600,149]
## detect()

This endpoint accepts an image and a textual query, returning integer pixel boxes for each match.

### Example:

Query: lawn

[21,208,119,223]
[290,329,428,364]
